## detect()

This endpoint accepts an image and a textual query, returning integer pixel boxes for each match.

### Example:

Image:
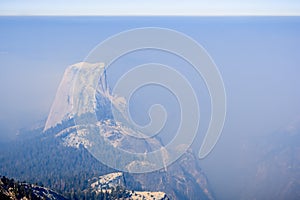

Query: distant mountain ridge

[46,62,215,199]
[0,62,215,200]
[243,128,300,199]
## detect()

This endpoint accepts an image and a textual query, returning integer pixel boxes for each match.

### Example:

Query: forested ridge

[0,175,131,200]
[0,126,137,199]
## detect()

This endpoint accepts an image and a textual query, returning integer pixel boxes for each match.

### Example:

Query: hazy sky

[1,0,300,16]
[0,16,300,138]
[0,16,300,199]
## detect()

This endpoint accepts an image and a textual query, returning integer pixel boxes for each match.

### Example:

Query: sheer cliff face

[44,62,105,131]
[44,62,215,200]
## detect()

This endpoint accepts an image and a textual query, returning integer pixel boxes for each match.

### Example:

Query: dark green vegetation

[0,123,213,200]
[0,175,67,200]
[0,127,133,200]
[0,175,130,200]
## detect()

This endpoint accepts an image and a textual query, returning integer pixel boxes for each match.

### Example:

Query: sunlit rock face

[44,62,105,131]
[43,62,215,200]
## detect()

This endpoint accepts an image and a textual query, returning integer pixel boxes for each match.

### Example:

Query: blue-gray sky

[0,16,300,137]
[0,16,300,199]
[1,0,300,16]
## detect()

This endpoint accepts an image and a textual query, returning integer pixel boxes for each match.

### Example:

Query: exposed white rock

[129,191,168,200]
[44,62,105,131]
[90,172,169,200]
[91,172,124,189]
[62,128,93,148]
